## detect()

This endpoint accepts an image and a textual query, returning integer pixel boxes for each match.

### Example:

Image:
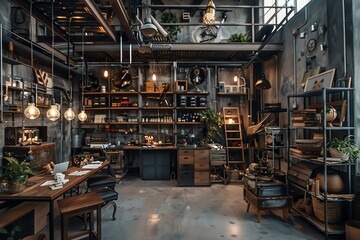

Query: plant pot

[7,181,26,194]
[329,147,349,161]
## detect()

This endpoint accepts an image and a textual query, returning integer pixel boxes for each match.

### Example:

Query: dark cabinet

[140,150,172,180]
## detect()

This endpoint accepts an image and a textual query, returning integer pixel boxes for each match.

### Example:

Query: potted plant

[200,109,223,144]
[327,135,359,162]
[0,157,34,193]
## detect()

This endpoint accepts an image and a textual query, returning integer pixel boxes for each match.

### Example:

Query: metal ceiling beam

[189,0,204,17]
[108,0,137,43]
[12,0,68,42]
[76,43,283,52]
[81,0,117,41]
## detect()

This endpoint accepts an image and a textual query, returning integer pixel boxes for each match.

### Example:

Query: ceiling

[10,0,289,65]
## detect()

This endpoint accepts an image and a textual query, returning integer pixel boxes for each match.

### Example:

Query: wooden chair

[58,192,103,240]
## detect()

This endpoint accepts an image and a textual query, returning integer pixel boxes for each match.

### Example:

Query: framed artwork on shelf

[304,68,336,92]
[225,85,231,93]
[218,82,225,93]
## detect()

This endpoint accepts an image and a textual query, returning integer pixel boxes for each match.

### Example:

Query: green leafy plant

[161,12,181,41]
[0,157,34,189]
[200,109,223,143]
[0,225,23,240]
[327,135,359,162]
[228,32,251,42]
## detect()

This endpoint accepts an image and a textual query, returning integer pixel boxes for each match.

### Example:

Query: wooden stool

[58,192,103,240]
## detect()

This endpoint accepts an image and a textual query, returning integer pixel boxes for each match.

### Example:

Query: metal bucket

[71,134,83,148]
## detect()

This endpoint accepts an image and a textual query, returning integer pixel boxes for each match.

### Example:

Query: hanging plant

[161,12,182,41]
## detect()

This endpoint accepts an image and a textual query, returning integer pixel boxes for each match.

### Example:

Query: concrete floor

[97,175,329,240]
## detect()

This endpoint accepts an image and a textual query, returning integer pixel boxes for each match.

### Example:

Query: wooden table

[0,161,109,240]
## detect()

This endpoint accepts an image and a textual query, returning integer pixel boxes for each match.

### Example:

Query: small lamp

[46,98,60,121]
[255,74,271,90]
[233,74,238,83]
[152,72,157,81]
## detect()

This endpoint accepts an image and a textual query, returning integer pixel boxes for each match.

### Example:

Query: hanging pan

[189,66,206,85]
[112,65,132,89]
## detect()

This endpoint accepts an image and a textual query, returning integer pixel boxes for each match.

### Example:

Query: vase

[316,171,344,194]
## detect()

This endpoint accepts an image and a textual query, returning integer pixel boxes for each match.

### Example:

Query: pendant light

[104,57,109,78]
[46,0,60,121]
[78,27,87,122]
[24,0,40,120]
[64,17,75,121]
[203,0,216,25]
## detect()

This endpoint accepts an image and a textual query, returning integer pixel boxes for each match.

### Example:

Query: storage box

[175,80,187,92]
[145,81,156,92]
[346,220,360,240]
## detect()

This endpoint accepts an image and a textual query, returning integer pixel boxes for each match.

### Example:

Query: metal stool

[58,192,103,240]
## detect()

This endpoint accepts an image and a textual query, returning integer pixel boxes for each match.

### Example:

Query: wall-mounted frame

[304,68,336,92]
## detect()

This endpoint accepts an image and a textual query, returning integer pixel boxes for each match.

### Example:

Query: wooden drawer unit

[177,148,210,186]
[194,172,210,185]
[194,162,210,171]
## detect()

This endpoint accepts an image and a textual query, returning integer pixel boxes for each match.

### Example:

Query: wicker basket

[311,196,343,223]
[329,148,349,161]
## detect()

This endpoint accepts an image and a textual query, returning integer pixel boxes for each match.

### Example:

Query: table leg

[246,202,250,213]
[282,209,288,222]
[97,205,102,239]
[257,209,261,223]
[49,200,55,240]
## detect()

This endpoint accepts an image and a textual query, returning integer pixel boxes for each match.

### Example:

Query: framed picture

[218,82,225,93]
[225,85,231,93]
[304,68,336,92]
[231,86,238,93]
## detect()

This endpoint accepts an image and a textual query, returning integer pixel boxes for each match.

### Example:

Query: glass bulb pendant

[64,107,75,121]
[78,109,87,122]
[24,95,40,119]
[46,99,60,121]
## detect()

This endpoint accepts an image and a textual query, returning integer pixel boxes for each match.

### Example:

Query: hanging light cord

[51,0,54,88]
[81,27,85,108]
[30,0,33,93]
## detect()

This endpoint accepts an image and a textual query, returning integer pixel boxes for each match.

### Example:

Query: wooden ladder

[222,107,246,171]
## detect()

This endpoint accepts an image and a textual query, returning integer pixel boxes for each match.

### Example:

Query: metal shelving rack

[287,87,355,239]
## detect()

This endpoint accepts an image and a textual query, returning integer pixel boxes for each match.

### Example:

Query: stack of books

[291,109,318,126]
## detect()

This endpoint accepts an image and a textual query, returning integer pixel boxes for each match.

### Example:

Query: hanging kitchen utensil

[112,65,132,89]
[189,67,206,85]
[82,73,100,91]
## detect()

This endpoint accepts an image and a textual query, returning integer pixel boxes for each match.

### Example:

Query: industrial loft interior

[0,0,360,240]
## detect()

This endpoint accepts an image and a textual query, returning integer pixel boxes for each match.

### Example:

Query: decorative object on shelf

[322,106,337,127]
[0,157,35,193]
[304,68,335,92]
[189,67,206,85]
[112,65,132,89]
[228,32,251,42]
[200,109,223,143]
[315,170,344,194]
[146,83,171,106]
[327,135,359,162]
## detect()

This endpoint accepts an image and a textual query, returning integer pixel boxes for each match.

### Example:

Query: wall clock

[307,38,317,52]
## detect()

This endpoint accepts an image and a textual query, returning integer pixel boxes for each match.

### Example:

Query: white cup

[56,173,65,183]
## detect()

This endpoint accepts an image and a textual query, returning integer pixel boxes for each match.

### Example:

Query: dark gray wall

[268,0,359,219]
